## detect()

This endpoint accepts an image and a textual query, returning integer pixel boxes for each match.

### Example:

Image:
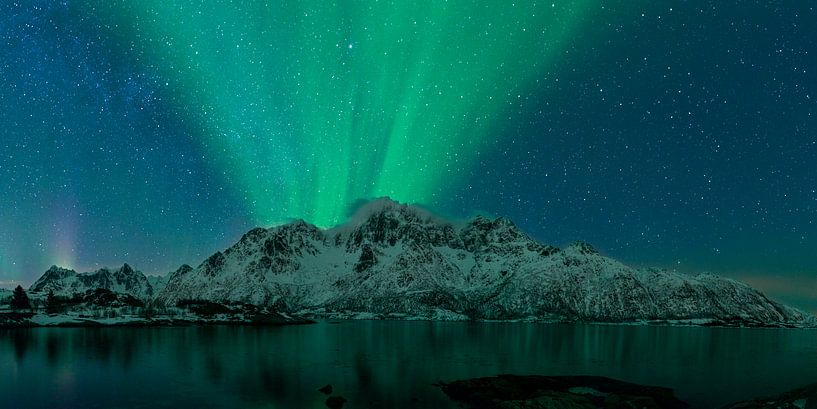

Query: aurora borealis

[96,1,594,227]
[1,2,816,311]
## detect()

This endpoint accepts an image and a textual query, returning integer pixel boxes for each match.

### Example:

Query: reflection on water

[1,321,816,408]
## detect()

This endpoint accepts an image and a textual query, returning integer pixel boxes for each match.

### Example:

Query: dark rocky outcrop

[354,244,377,273]
[721,382,817,409]
[438,375,689,409]
[324,395,346,409]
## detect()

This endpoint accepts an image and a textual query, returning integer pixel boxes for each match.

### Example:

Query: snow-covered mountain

[149,198,815,326]
[30,263,156,301]
[146,274,168,294]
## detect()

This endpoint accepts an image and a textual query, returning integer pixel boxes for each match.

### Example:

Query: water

[1,321,816,408]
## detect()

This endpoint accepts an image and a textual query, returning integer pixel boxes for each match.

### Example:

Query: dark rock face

[354,244,377,273]
[346,201,456,249]
[460,216,526,252]
[537,245,560,257]
[438,375,689,409]
[202,252,226,276]
[264,234,289,256]
[169,264,194,280]
[721,382,817,409]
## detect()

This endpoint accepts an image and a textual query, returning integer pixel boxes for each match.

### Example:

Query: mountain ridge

[31,263,156,300]
[28,198,817,327]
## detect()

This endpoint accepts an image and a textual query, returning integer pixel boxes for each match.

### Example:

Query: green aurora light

[97,1,595,227]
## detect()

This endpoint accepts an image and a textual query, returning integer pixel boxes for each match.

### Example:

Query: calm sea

[2,321,816,408]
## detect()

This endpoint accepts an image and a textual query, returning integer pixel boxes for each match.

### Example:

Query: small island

[436,375,817,409]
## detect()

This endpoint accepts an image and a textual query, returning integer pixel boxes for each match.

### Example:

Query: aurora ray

[93,0,594,226]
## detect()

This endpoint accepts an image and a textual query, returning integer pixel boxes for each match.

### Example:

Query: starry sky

[1,1,815,311]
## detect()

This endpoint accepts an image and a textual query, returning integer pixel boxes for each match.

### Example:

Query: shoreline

[2,310,813,329]
[0,311,315,328]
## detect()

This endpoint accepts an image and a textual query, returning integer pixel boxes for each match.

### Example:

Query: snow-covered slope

[30,264,156,300]
[152,198,815,326]
[147,274,168,295]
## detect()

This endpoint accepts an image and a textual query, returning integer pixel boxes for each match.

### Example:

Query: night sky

[1,2,815,311]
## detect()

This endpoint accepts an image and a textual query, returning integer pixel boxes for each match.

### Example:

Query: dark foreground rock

[437,374,689,409]
[325,395,347,409]
[721,382,817,408]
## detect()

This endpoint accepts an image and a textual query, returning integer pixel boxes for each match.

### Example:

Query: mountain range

[27,198,816,326]
[31,263,155,300]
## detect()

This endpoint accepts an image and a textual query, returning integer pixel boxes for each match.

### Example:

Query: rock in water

[438,375,689,409]
[720,382,817,408]
[325,396,346,409]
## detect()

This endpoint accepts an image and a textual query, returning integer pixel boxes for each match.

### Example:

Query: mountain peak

[277,218,321,235]
[339,198,455,248]
[176,264,193,273]
[167,264,194,281]
[343,197,439,228]
[29,263,152,300]
[45,265,75,274]
[460,214,530,250]
[468,215,517,229]
[32,265,78,291]
[566,240,599,256]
